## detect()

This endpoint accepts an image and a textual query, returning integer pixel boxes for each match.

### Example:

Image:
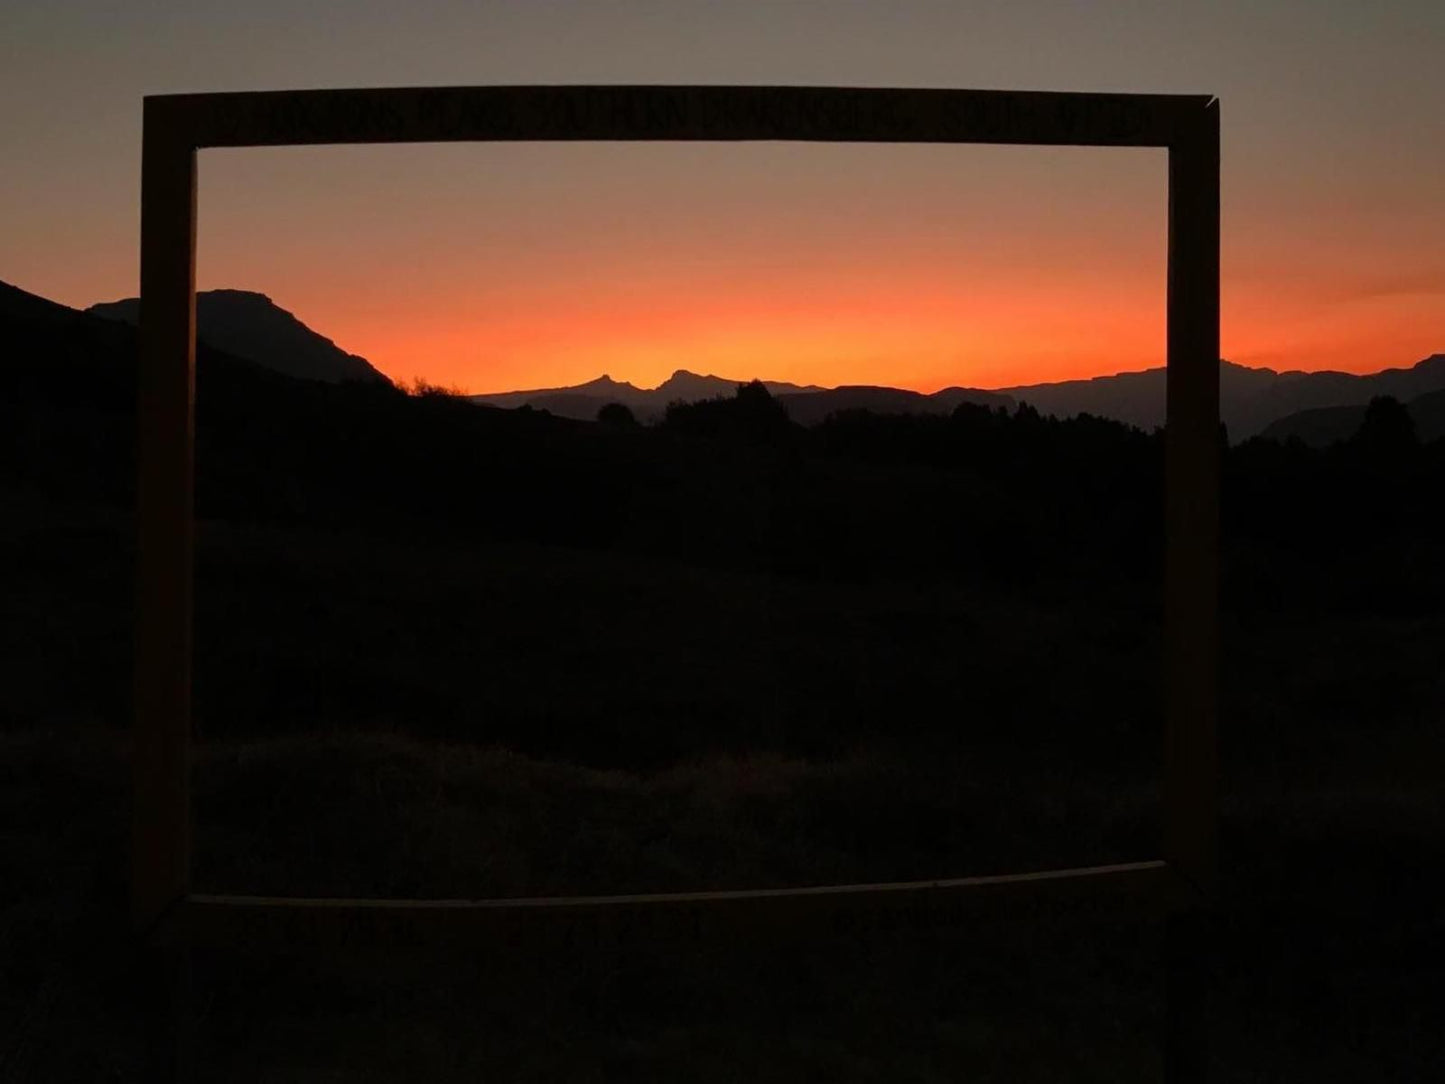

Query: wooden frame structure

[133,81,1217,1042]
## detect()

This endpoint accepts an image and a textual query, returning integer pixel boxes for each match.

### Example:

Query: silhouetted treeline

[1225,395,1445,617]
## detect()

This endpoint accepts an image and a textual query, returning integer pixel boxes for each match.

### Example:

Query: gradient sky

[2,1,1441,392]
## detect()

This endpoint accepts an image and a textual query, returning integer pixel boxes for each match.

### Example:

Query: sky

[2,1,1442,393]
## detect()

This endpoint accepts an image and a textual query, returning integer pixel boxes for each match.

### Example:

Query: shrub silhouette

[407,376,466,399]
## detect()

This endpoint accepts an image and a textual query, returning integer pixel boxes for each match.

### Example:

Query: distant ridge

[470,370,1013,424]
[1000,356,1445,439]
[87,290,390,385]
[469,369,828,422]
[469,374,652,415]
[469,355,1445,437]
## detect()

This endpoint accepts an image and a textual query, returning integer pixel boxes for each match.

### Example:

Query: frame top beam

[146,84,1215,150]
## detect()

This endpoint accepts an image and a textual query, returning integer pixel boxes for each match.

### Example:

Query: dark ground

[3,346,1443,1078]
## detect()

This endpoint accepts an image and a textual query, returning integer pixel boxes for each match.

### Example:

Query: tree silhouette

[1351,395,1417,458]
[661,380,794,442]
[597,401,639,428]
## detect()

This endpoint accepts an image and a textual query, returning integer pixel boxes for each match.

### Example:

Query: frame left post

[133,99,197,937]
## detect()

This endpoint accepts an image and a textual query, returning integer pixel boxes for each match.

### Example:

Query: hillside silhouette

[87,289,390,385]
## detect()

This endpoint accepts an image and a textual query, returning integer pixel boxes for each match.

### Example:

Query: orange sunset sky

[3,2,1442,393]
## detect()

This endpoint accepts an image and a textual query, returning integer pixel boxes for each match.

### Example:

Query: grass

[2,492,1443,1079]
[192,732,1158,899]
[6,716,1440,1080]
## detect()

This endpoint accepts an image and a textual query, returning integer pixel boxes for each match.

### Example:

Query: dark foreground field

[3,480,1442,1080]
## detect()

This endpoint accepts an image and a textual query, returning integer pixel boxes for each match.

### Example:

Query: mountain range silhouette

[469,349,1445,440]
[7,278,1443,441]
[998,356,1445,441]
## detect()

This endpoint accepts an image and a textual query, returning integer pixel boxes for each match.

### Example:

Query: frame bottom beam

[163,860,1196,953]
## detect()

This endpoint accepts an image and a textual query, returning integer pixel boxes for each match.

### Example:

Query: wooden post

[1163,96,1219,902]
[133,100,197,1083]
[1164,97,1220,1083]
[133,100,197,937]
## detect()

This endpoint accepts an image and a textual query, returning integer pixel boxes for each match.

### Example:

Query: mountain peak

[87,288,389,386]
[582,373,639,392]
